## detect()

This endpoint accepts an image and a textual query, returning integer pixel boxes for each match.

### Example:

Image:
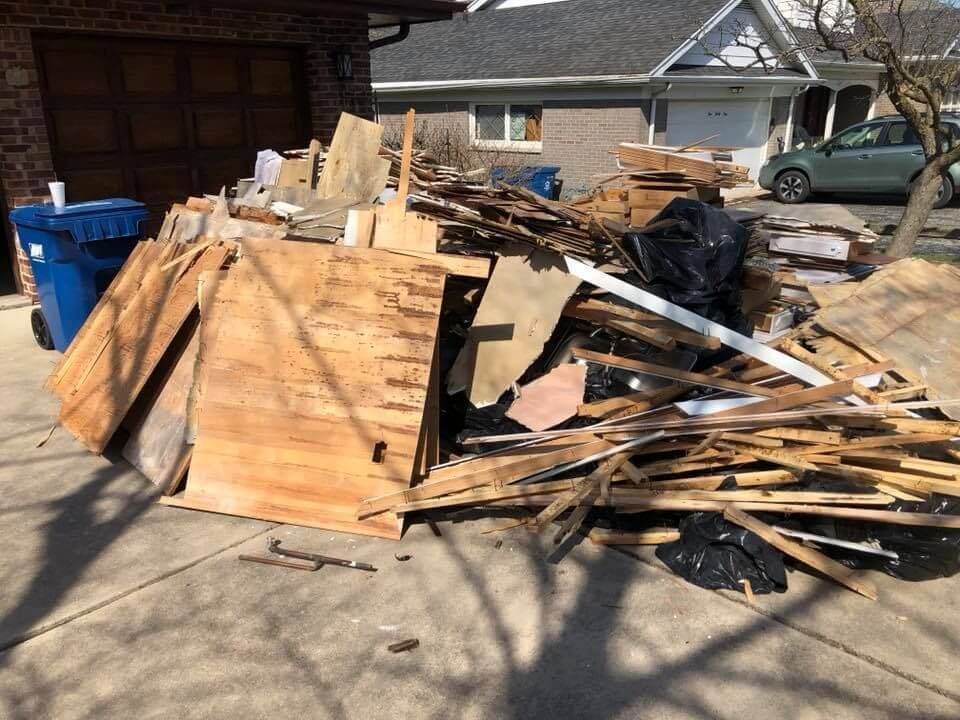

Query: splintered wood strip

[396,109,415,204]
[588,529,681,545]
[573,348,777,398]
[779,338,889,408]
[797,433,955,456]
[872,418,960,435]
[717,443,820,472]
[720,432,783,448]
[755,427,844,445]
[577,385,687,420]
[724,507,878,600]
[390,476,588,514]
[59,243,230,454]
[821,464,960,498]
[183,243,446,540]
[632,469,798,491]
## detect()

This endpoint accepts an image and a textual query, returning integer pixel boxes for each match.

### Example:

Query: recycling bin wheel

[31,308,55,350]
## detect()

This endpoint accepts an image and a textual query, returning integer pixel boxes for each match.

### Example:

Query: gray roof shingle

[371,0,732,83]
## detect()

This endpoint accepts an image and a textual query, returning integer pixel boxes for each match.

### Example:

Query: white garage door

[665,99,770,183]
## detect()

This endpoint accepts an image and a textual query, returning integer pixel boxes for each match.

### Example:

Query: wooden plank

[384,250,490,279]
[122,324,200,495]
[396,108,415,204]
[710,380,854,419]
[589,529,680,545]
[755,427,843,445]
[573,348,777,398]
[723,507,878,600]
[796,433,955,456]
[636,469,797,491]
[59,243,230,454]
[46,241,163,398]
[183,243,446,540]
[316,112,389,203]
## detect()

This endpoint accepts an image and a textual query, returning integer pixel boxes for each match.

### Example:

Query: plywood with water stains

[181,241,446,539]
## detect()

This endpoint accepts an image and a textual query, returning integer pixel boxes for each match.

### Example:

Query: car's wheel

[775,170,810,204]
[31,308,54,350]
[912,174,955,209]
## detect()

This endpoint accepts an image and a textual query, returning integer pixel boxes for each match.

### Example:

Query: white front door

[665,98,771,183]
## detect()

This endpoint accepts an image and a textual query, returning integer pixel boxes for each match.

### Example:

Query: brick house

[372,0,896,197]
[0,0,457,298]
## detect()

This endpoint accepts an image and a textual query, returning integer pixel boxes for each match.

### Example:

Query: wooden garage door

[34,34,310,228]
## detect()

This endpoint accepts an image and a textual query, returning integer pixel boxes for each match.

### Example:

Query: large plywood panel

[183,241,446,539]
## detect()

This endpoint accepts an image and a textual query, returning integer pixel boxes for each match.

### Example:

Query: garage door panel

[198,157,251,195]
[120,53,179,95]
[666,99,769,182]
[41,50,110,97]
[250,58,294,96]
[36,33,309,224]
[190,55,241,95]
[135,166,193,204]
[129,110,186,152]
[62,168,127,202]
[194,108,246,148]
[52,110,119,153]
[252,107,299,148]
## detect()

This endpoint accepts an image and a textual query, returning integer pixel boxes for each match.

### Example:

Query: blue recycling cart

[490,165,562,199]
[10,199,147,351]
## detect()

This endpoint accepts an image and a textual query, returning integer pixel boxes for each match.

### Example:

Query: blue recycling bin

[491,165,562,199]
[10,199,148,351]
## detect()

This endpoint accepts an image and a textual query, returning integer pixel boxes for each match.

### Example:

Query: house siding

[1,1,372,298]
[378,98,651,197]
[767,95,793,157]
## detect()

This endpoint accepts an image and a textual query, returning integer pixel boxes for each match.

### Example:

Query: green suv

[759,116,960,208]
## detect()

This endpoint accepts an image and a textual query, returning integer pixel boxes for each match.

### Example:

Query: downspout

[370,23,410,50]
[370,24,411,123]
[647,82,672,145]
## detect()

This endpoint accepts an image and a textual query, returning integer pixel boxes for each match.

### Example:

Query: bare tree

[699,0,960,257]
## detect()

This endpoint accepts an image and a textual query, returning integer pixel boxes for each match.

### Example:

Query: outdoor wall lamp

[729,86,745,95]
[333,48,353,81]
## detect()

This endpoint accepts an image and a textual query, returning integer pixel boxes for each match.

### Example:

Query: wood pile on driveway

[41,111,960,600]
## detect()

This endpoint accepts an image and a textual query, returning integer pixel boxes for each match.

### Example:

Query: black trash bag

[831,494,960,581]
[656,512,788,594]
[624,199,748,330]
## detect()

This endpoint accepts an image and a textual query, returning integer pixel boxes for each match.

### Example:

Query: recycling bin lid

[10,199,148,244]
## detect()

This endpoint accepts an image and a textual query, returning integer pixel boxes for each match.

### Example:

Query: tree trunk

[886,162,943,258]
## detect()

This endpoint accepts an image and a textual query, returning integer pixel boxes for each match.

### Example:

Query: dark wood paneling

[34,33,310,226]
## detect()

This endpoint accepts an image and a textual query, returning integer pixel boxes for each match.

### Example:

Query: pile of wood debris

[43,111,960,601]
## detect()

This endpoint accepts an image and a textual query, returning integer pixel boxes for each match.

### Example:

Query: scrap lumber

[58,241,231,454]
[815,259,960,420]
[122,323,200,495]
[447,245,583,407]
[179,241,447,539]
[723,507,878,600]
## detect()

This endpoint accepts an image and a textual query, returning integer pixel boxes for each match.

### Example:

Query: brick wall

[0,0,373,297]
[379,98,650,197]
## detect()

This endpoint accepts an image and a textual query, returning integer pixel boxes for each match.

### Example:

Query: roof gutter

[373,74,654,92]
[370,22,411,50]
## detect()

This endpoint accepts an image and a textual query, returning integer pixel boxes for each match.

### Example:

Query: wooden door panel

[194,108,245,148]
[52,110,118,153]
[190,55,241,94]
[250,58,294,96]
[252,107,299,148]
[135,166,193,204]
[129,110,186,151]
[198,157,251,195]
[41,50,110,96]
[120,54,178,95]
[62,168,127,201]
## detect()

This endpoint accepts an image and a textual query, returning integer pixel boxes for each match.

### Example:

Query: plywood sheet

[506,363,586,431]
[122,324,200,494]
[448,246,582,407]
[816,259,960,420]
[315,112,389,203]
[182,242,446,539]
[58,243,231,453]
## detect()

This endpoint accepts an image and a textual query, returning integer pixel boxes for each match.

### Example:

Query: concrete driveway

[1,303,959,719]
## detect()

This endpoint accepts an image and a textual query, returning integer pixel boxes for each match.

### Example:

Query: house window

[470,103,543,151]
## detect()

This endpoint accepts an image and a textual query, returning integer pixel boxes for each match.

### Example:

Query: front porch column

[824,88,838,139]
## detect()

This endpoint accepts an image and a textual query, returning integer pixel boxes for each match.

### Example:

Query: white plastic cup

[49,181,65,209]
